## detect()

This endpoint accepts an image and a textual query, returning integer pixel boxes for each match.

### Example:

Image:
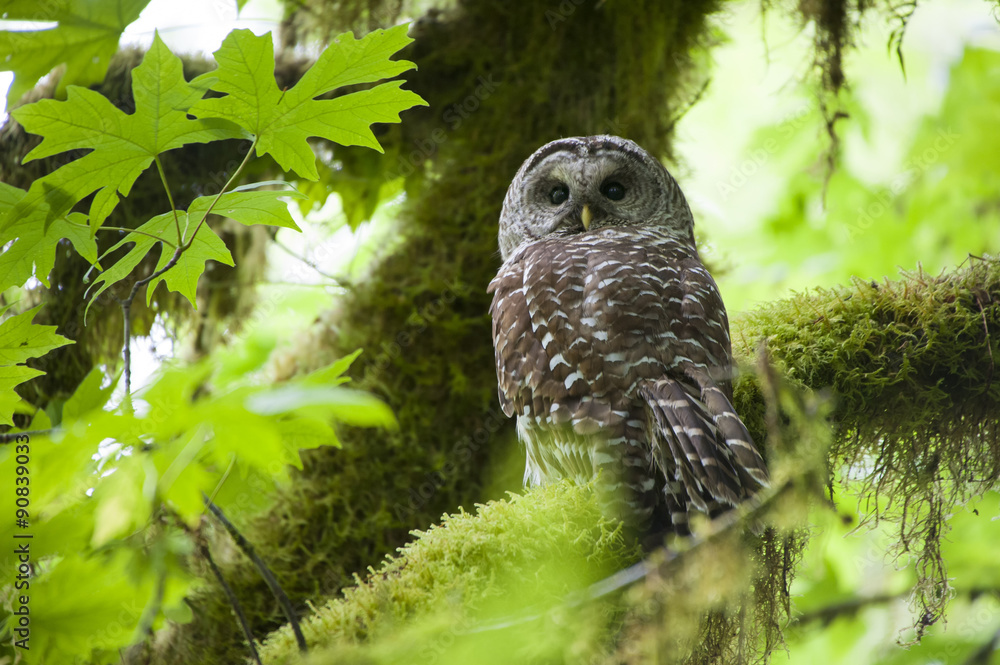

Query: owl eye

[549,184,569,205]
[601,181,626,201]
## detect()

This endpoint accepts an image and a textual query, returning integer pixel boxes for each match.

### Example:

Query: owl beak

[581,205,592,231]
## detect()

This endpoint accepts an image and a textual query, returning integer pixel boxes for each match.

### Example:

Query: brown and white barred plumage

[488,135,768,535]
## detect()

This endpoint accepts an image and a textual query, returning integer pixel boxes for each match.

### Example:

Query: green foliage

[0,182,97,290]
[0,342,393,664]
[189,25,426,179]
[1,25,423,307]
[7,32,244,233]
[0,21,424,665]
[191,187,304,231]
[777,493,1000,665]
[0,0,151,107]
[86,210,234,310]
[0,305,72,425]
[711,45,1000,311]
[0,22,424,410]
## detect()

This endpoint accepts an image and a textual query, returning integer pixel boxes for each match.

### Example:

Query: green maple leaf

[245,384,396,427]
[0,182,98,289]
[0,365,44,427]
[0,305,73,425]
[87,212,235,311]
[86,186,305,312]
[189,25,427,180]
[188,187,306,230]
[0,305,72,366]
[3,32,247,239]
[0,0,151,107]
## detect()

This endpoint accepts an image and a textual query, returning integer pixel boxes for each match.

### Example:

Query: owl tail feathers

[699,382,770,490]
[640,377,769,522]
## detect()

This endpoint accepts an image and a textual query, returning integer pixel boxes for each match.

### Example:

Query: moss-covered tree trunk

[147,2,727,662]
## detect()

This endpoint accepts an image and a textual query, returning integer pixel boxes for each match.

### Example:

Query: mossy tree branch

[732,255,1000,634]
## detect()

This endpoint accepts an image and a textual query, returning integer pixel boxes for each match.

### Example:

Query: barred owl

[487,135,768,536]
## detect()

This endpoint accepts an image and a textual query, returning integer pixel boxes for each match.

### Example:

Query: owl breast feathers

[488,135,768,535]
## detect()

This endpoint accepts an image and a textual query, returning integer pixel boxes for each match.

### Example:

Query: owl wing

[488,237,627,495]
[488,231,767,529]
[487,254,547,420]
[488,237,618,434]
[634,256,768,532]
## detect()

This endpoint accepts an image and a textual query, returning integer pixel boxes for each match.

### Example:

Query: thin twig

[118,139,256,397]
[664,77,711,136]
[205,455,237,507]
[120,246,183,397]
[261,280,347,288]
[790,592,904,627]
[0,429,54,443]
[199,539,263,665]
[272,237,351,286]
[204,494,308,653]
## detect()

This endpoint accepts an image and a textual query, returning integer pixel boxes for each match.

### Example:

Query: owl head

[498,135,695,260]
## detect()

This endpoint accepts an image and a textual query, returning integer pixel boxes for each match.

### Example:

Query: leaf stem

[155,156,183,244]
[184,137,258,250]
[66,220,177,247]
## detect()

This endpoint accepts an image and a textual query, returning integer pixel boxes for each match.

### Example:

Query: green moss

[258,482,640,665]
[254,479,813,665]
[733,256,1000,633]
